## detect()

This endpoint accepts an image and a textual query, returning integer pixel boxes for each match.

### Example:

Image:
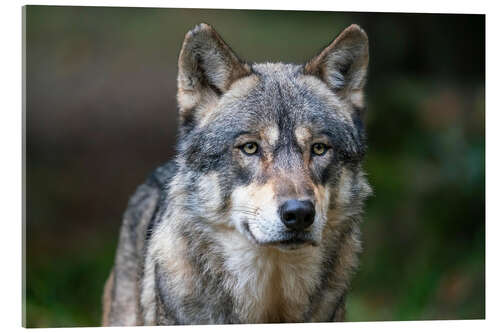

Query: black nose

[279,200,315,231]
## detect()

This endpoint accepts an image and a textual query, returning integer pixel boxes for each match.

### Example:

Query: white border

[9,0,490,14]
[2,0,496,332]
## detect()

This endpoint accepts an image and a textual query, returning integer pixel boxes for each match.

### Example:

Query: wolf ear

[304,24,369,107]
[177,23,251,128]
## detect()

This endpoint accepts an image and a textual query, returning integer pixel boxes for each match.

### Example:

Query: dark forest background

[24,6,485,327]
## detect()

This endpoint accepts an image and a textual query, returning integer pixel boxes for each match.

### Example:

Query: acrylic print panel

[23,5,485,327]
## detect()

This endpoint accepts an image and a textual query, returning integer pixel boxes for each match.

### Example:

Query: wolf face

[176,23,369,250]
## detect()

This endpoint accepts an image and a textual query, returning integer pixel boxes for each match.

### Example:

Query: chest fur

[149,220,325,324]
[216,233,324,323]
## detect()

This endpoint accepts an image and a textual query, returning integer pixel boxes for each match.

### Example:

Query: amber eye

[241,142,259,155]
[312,143,328,156]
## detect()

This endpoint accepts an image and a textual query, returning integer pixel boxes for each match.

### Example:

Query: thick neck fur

[212,228,323,323]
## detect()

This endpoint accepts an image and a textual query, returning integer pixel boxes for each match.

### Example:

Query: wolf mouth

[243,222,318,249]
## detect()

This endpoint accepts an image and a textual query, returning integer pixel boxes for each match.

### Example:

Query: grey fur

[102,23,371,326]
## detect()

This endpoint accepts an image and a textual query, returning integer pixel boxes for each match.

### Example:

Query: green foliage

[26,236,116,327]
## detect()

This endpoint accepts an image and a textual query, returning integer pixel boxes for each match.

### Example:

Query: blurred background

[24,6,485,327]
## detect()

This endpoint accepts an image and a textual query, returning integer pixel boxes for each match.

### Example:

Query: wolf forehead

[224,63,353,127]
[179,63,366,165]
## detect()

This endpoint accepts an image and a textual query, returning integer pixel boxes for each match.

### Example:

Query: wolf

[102,23,371,325]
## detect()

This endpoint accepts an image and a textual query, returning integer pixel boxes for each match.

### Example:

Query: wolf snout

[279,200,315,231]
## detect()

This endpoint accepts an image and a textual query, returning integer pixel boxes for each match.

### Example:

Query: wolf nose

[279,200,315,231]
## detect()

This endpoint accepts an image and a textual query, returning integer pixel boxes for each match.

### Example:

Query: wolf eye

[241,142,259,155]
[311,143,328,156]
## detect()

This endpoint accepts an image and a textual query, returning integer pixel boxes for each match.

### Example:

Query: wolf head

[174,23,370,250]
